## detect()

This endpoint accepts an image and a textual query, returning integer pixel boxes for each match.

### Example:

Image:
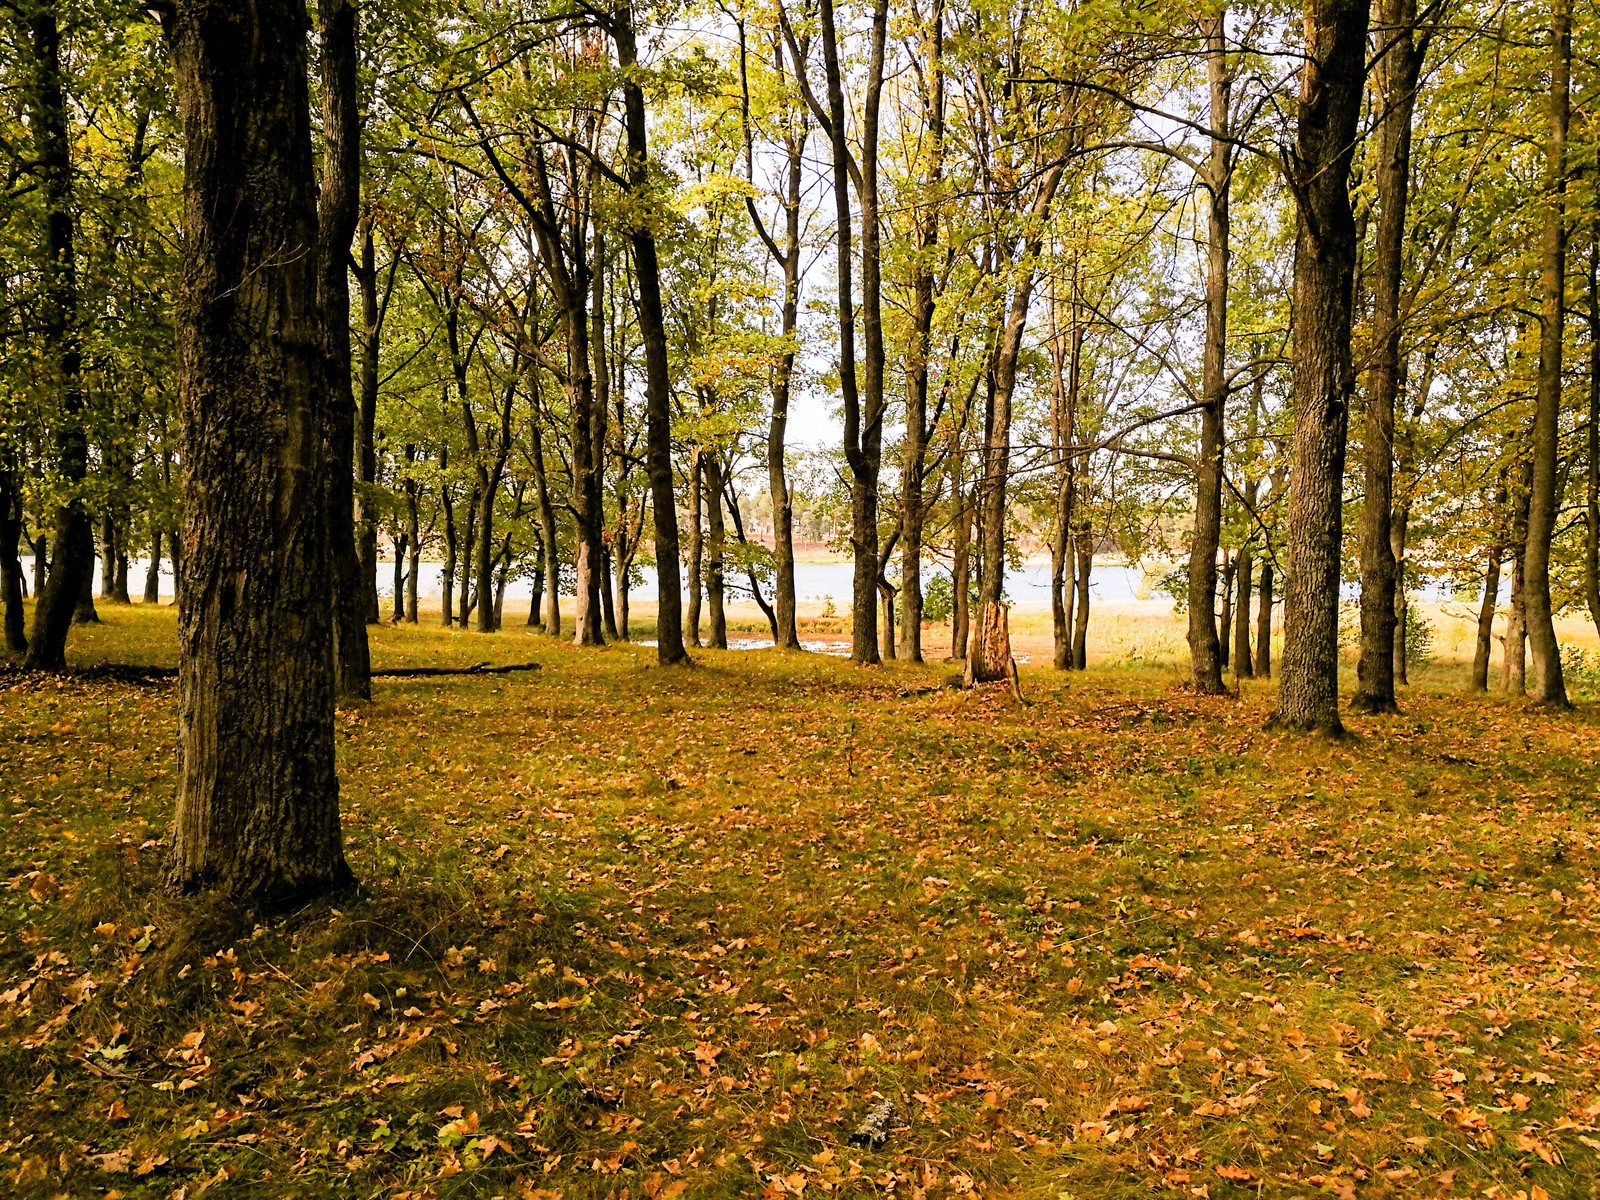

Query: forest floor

[3,606,1599,1200]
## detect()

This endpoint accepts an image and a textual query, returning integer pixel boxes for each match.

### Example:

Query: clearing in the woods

[2,607,1598,1199]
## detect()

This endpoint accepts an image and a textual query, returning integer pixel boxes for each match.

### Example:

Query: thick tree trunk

[1353,0,1422,714]
[1523,0,1572,707]
[1267,0,1370,734]
[1470,547,1501,692]
[613,6,687,665]
[23,6,94,670]
[317,0,369,700]
[1187,11,1231,695]
[74,554,98,624]
[164,0,352,909]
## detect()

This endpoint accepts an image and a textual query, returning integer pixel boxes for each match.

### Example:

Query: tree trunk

[1523,0,1572,707]
[1353,0,1422,714]
[951,453,971,661]
[143,522,162,604]
[458,489,476,627]
[164,0,353,909]
[1504,542,1527,694]
[1267,0,1370,735]
[685,447,703,647]
[1233,545,1254,677]
[1072,525,1092,671]
[392,533,406,621]
[528,418,560,636]
[1217,553,1234,671]
[75,558,98,624]
[1470,546,1501,692]
[1187,11,1231,695]
[317,0,369,701]
[705,451,727,649]
[23,5,94,670]
[613,6,687,665]
[440,473,456,626]
[1391,505,1410,684]
[355,223,390,625]
[1255,561,1273,677]
[0,471,26,653]
[405,476,420,624]
[1586,216,1600,640]
[898,0,944,665]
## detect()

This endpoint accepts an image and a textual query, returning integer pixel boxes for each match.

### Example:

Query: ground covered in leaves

[3,607,1599,1199]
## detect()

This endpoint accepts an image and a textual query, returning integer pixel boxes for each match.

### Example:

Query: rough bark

[1266,0,1370,735]
[1187,11,1231,695]
[1522,0,1572,707]
[1353,0,1423,714]
[23,5,94,671]
[316,0,369,700]
[613,4,687,665]
[164,0,353,909]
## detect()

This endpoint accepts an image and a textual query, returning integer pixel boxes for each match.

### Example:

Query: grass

[3,603,1599,1199]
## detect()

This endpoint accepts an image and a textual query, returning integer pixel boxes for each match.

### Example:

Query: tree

[1267,0,1371,734]
[163,0,354,909]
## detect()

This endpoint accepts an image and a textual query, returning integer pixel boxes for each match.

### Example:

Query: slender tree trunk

[1353,0,1422,714]
[1188,11,1232,694]
[1523,0,1572,706]
[1233,545,1254,677]
[458,489,476,627]
[1255,561,1273,677]
[1217,553,1234,671]
[613,6,686,665]
[1586,221,1600,640]
[1267,0,1371,734]
[1471,544,1501,693]
[1049,278,1079,672]
[392,533,406,621]
[143,522,162,604]
[23,6,94,670]
[0,471,26,653]
[528,418,560,637]
[355,223,390,625]
[705,452,727,649]
[1504,542,1527,694]
[1391,504,1410,683]
[440,471,456,626]
[951,458,971,661]
[316,0,369,700]
[404,478,420,623]
[164,0,353,909]
[1072,517,1092,670]
[685,447,703,647]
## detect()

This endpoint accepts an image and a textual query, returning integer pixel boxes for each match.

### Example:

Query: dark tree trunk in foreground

[614,3,687,665]
[1523,0,1571,707]
[1353,0,1423,714]
[1267,0,1370,734]
[318,0,370,700]
[143,524,162,603]
[23,6,95,670]
[164,0,353,910]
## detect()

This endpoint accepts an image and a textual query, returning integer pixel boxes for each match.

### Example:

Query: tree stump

[963,601,1024,701]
